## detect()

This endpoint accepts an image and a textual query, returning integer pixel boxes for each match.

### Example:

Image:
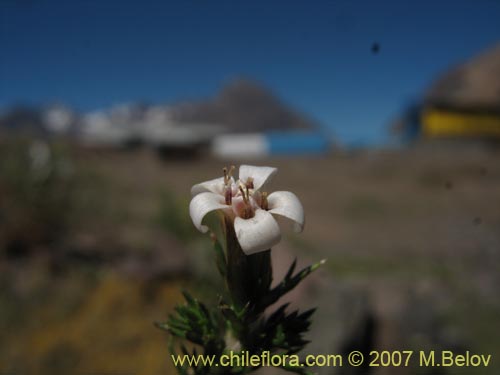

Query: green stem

[224,216,273,315]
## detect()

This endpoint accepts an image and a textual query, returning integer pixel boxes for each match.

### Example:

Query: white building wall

[211,134,269,159]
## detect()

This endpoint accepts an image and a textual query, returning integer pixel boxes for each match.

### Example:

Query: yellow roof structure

[421,44,500,139]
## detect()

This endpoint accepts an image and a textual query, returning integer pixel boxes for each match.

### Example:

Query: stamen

[236,178,255,219]
[225,188,232,205]
[243,206,253,219]
[239,186,248,203]
[245,177,254,189]
[261,191,269,210]
[223,165,235,185]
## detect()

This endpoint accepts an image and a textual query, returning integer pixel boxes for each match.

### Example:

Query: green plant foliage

[156,190,197,244]
[157,291,225,352]
[0,137,76,255]
[157,216,324,374]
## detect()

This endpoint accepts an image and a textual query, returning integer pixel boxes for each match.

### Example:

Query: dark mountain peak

[172,78,318,133]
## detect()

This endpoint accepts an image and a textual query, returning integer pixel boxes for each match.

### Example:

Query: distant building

[78,79,328,155]
[212,131,331,159]
[42,105,75,134]
[394,44,500,142]
[1,79,331,157]
[79,104,225,150]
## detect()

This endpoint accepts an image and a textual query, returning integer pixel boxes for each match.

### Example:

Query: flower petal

[238,165,277,191]
[191,177,233,196]
[267,191,305,232]
[189,192,228,233]
[234,209,281,254]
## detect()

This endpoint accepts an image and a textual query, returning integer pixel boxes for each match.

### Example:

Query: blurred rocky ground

[1,138,499,375]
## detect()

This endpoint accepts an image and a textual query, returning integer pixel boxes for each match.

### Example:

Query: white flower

[189,165,305,255]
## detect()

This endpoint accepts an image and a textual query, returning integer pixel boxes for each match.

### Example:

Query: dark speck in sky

[371,42,380,54]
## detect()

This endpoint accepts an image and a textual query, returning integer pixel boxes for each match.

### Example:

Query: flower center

[221,167,271,219]
[238,184,255,219]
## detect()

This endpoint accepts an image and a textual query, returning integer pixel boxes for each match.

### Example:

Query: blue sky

[1,0,500,144]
